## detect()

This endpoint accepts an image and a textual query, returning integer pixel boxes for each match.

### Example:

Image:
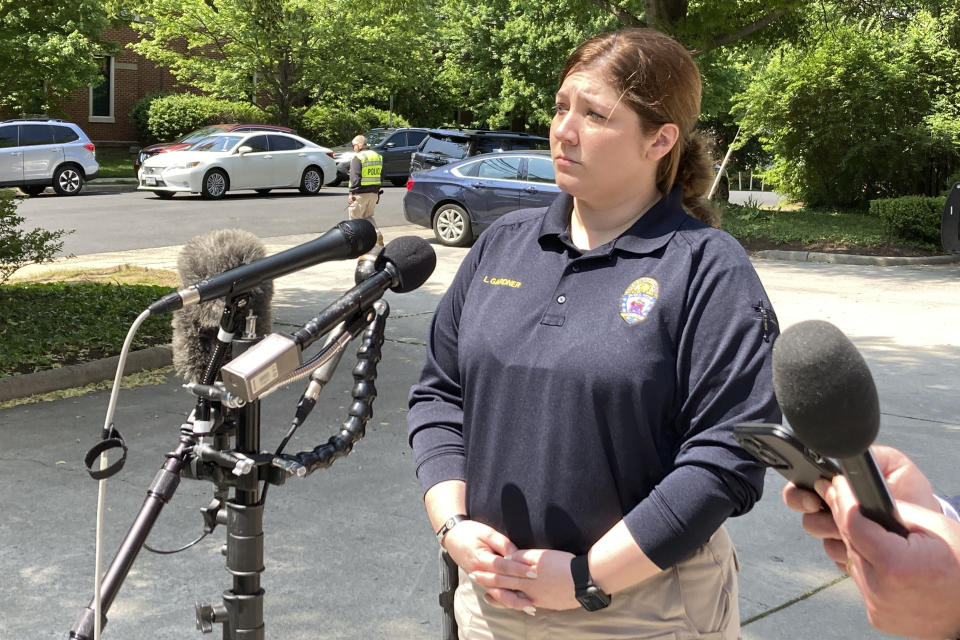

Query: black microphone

[772,319,909,536]
[220,235,436,401]
[171,228,274,382]
[148,219,377,316]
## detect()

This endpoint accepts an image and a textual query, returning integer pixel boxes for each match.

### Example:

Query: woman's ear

[645,123,680,161]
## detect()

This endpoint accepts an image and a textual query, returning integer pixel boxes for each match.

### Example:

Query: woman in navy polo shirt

[408,28,780,639]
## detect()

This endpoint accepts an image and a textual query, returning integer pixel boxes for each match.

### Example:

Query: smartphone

[733,422,840,490]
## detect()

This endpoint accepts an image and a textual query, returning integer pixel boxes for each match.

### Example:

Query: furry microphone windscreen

[172,229,274,382]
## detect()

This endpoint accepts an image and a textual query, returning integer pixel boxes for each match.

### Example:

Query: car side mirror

[383,142,396,148]
[237,145,253,155]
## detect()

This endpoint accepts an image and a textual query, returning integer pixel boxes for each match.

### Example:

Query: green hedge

[869,195,945,245]
[132,94,272,144]
[295,105,410,147]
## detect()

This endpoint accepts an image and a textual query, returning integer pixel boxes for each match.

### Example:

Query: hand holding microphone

[772,319,909,537]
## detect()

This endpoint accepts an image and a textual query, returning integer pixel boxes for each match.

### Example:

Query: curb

[0,345,172,403]
[752,249,960,266]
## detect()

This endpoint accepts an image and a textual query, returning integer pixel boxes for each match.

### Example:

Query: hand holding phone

[734,422,839,491]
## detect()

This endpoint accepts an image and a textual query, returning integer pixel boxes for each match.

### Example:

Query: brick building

[58,25,182,149]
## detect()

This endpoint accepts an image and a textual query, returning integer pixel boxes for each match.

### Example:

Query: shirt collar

[538,187,688,257]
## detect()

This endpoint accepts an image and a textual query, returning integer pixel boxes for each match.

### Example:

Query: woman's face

[550,70,670,207]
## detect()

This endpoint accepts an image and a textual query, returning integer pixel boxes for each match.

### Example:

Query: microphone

[149,219,377,316]
[220,235,436,402]
[772,319,909,536]
[171,228,274,383]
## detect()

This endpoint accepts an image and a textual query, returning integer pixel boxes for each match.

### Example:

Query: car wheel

[390,177,407,187]
[256,188,272,195]
[155,191,175,200]
[201,169,229,199]
[299,166,323,195]
[52,165,84,195]
[433,204,472,246]
[20,185,46,197]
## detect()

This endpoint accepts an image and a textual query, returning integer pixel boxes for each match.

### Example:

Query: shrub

[296,105,410,147]
[869,195,945,245]
[0,190,70,284]
[144,94,271,143]
[130,92,171,144]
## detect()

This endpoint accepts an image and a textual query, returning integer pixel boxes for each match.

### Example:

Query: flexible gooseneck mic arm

[275,300,389,476]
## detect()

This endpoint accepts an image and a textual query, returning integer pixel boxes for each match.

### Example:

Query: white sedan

[137,131,337,199]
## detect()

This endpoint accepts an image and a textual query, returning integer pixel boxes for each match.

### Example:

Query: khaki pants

[454,527,740,640]
[348,191,378,220]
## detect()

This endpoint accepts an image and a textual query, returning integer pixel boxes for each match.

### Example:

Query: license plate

[145,177,157,185]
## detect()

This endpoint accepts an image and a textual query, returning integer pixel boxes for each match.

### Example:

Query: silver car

[0,119,99,196]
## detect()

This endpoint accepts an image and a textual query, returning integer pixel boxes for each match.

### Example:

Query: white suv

[0,119,100,196]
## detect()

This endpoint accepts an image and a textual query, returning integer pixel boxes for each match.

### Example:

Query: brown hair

[561,28,719,227]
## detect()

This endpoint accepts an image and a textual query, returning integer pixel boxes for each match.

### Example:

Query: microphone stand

[70,295,390,639]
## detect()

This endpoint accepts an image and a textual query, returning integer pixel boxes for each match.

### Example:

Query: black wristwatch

[570,554,611,611]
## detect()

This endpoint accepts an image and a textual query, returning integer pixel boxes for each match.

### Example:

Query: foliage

[869,195,945,245]
[142,94,270,143]
[296,105,410,148]
[0,190,70,284]
[719,201,899,247]
[735,10,960,208]
[432,0,616,131]
[0,281,175,376]
[0,0,112,117]
[130,0,438,126]
[130,92,171,144]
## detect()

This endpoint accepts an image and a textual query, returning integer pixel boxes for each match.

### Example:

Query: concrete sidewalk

[2,226,959,639]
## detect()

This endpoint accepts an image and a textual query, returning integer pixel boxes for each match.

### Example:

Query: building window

[89,56,115,123]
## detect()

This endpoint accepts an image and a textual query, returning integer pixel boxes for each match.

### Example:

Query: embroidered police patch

[620,277,660,325]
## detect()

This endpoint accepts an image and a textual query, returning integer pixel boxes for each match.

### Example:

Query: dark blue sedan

[402,150,561,246]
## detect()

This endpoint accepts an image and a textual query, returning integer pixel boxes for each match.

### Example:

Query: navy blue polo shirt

[408,188,780,569]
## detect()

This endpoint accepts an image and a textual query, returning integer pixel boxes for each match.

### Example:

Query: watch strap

[436,514,468,545]
[570,553,593,590]
[570,554,612,611]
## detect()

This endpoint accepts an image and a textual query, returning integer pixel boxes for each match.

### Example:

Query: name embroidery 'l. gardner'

[619,277,660,325]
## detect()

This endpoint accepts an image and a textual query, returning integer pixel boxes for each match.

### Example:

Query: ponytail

[672,133,720,228]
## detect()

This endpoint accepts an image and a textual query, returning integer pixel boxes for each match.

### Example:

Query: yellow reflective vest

[356,149,382,187]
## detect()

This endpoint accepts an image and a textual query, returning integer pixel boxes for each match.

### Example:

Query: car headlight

[169,161,201,170]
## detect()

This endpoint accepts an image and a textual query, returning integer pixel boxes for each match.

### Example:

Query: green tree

[735,10,960,207]
[0,0,111,117]
[131,0,439,126]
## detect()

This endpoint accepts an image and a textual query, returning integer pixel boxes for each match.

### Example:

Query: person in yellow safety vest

[347,134,384,247]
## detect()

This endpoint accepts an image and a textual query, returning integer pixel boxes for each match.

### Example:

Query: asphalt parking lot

[2,221,959,639]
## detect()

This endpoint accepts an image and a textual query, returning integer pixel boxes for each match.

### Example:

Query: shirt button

[572,265,581,272]
[557,295,566,304]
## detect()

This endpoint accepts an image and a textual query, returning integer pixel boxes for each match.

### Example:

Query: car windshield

[364,130,392,146]
[189,135,244,152]
[178,127,222,144]
[420,135,469,158]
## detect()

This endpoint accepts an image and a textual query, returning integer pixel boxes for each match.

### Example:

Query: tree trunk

[644,0,688,32]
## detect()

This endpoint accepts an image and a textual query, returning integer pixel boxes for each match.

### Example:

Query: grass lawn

[95,147,138,179]
[719,200,940,256]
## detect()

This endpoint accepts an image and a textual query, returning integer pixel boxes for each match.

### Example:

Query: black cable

[144,530,209,555]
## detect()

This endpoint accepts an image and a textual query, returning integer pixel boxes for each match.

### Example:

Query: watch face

[576,586,611,611]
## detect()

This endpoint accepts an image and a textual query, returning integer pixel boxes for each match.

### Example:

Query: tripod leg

[71,438,191,639]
